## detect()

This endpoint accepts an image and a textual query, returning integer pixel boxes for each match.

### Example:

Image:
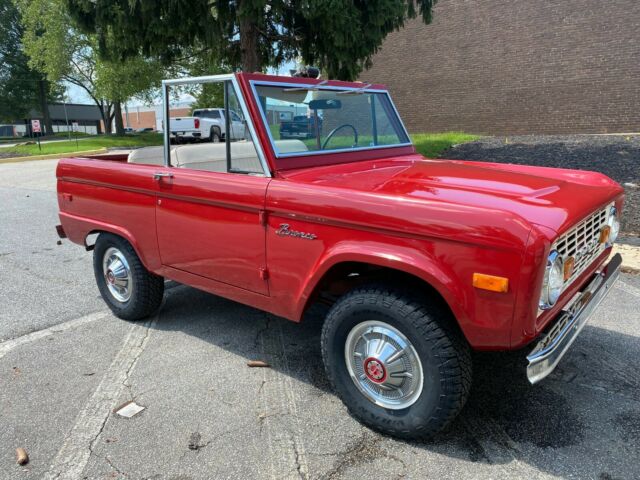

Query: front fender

[268,226,525,350]
[293,240,470,334]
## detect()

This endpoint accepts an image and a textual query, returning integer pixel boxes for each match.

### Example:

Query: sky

[65,61,297,106]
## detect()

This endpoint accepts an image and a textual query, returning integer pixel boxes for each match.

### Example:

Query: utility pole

[125,104,130,129]
[63,89,71,140]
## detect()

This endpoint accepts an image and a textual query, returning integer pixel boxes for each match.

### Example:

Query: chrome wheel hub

[345,320,424,410]
[102,247,132,303]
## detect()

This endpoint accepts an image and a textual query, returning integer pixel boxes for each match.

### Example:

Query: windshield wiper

[337,83,372,95]
[283,80,329,92]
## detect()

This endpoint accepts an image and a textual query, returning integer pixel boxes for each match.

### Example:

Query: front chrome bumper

[527,253,622,384]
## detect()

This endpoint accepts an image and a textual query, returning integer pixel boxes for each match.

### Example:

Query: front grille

[554,204,611,288]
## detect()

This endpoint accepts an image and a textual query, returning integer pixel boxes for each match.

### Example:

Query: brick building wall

[121,107,191,130]
[362,0,640,135]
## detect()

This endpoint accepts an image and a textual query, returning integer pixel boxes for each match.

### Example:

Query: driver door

[155,78,269,295]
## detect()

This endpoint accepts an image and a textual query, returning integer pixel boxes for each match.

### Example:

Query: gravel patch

[441,134,640,237]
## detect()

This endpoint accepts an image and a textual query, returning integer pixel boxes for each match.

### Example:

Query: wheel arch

[84,226,153,271]
[296,247,470,340]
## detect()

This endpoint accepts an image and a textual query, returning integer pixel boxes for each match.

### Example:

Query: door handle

[153,172,174,181]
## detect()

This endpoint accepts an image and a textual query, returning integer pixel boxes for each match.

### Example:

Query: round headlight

[540,250,564,309]
[607,207,620,244]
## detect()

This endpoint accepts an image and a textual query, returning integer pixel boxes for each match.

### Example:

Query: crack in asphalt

[317,431,406,480]
[120,321,152,401]
[293,439,307,480]
[254,313,273,349]
[105,455,127,477]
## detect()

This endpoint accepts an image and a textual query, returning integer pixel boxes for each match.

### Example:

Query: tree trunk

[38,80,54,135]
[114,102,125,136]
[103,102,114,135]
[96,102,105,134]
[238,14,260,72]
[96,101,111,135]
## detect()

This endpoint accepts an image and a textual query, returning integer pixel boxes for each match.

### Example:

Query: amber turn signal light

[563,256,575,281]
[472,273,509,293]
[599,225,611,244]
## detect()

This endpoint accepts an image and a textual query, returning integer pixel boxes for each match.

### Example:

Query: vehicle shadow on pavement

[152,283,640,479]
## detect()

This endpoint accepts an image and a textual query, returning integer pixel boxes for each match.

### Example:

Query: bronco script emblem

[275,223,317,240]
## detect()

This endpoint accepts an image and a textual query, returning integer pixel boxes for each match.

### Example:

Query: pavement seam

[42,316,157,480]
[258,316,310,479]
[0,312,109,358]
[277,324,310,479]
[617,280,640,298]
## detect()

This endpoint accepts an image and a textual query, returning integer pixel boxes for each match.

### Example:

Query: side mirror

[309,99,342,110]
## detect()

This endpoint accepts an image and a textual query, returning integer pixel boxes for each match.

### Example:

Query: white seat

[174,141,261,172]
[274,139,308,154]
[127,146,168,166]
[126,139,308,172]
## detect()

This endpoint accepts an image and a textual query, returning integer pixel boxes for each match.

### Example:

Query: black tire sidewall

[93,235,137,316]
[210,128,220,143]
[323,295,459,438]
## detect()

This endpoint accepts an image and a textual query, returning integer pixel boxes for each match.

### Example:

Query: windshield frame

[249,80,413,159]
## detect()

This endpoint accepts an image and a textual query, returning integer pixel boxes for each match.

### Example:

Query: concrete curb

[0,148,107,164]
[614,242,640,273]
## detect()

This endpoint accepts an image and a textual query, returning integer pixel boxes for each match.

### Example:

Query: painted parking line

[0,312,109,359]
[42,316,157,480]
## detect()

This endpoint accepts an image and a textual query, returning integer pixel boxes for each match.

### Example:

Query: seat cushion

[274,139,308,154]
[127,146,168,165]
[127,139,308,172]
[173,141,262,173]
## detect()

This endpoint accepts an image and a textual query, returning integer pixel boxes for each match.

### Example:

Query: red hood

[280,154,624,238]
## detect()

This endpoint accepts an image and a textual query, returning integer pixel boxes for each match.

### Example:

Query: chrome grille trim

[553,203,612,289]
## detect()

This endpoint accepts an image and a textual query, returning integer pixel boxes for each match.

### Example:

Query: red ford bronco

[56,73,624,439]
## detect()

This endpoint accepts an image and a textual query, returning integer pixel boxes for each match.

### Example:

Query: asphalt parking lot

[1,159,640,480]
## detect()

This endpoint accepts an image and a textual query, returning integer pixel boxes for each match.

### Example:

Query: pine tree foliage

[67,0,437,81]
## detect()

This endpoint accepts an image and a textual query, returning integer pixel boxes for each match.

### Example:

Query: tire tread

[321,283,472,440]
[93,233,164,321]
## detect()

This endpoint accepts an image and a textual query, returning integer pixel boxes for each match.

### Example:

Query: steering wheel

[322,124,359,150]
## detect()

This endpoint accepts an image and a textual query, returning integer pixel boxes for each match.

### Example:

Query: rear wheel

[93,233,164,320]
[209,127,221,143]
[321,284,472,439]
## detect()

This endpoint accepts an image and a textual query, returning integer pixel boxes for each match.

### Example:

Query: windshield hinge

[283,80,329,92]
[259,267,270,280]
[259,210,268,227]
[337,83,372,95]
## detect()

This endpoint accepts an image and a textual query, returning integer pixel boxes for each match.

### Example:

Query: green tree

[16,0,162,134]
[66,0,437,81]
[178,52,229,112]
[0,0,56,133]
[94,55,163,134]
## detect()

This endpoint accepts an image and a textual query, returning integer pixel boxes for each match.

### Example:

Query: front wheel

[93,233,164,320]
[321,285,472,439]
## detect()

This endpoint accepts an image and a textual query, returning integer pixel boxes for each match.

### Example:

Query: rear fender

[59,211,158,271]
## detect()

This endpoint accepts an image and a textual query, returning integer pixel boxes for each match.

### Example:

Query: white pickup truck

[169,108,246,142]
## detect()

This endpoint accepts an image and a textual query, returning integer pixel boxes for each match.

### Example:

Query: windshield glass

[252,83,411,157]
